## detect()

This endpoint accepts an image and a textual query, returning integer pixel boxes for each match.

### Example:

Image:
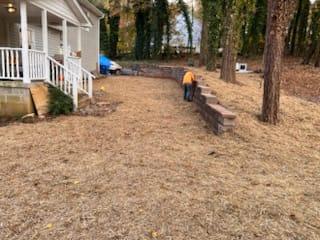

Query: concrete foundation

[0,81,35,117]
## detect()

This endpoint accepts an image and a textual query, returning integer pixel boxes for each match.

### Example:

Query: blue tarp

[100,55,111,74]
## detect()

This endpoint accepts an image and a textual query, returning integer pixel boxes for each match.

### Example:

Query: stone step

[78,94,92,109]
[198,85,212,94]
[208,104,237,119]
[201,93,219,105]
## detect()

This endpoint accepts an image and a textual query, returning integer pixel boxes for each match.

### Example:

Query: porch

[0,0,94,109]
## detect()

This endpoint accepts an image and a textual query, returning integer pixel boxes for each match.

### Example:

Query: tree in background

[91,0,193,60]
[200,0,223,71]
[286,0,310,56]
[152,0,170,58]
[199,0,209,66]
[303,2,320,66]
[133,0,191,60]
[133,0,152,60]
[90,0,121,58]
[241,0,266,56]
[220,0,245,83]
[99,8,109,54]
[177,0,193,53]
[295,0,310,55]
[108,0,121,58]
[262,0,297,124]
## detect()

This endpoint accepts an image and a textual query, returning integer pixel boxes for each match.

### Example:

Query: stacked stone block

[193,85,236,134]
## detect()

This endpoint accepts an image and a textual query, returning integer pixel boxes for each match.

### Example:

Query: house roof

[77,0,105,18]
[66,0,92,27]
[29,0,88,26]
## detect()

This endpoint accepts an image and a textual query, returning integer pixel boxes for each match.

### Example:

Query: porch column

[97,20,100,73]
[62,19,68,64]
[41,9,49,81]
[77,26,82,66]
[20,0,30,84]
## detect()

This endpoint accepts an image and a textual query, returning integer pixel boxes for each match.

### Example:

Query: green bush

[48,86,73,116]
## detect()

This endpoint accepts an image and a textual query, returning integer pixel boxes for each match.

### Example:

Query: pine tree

[152,0,170,58]
[242,0,267,56]
[262,0,297,124]
[220,0,245,83]
[177,0,193,53]
[133,0,152,60]
[206,0,223,71]
[303,2,320,65]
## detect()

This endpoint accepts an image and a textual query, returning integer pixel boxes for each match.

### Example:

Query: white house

[0,0,104,111]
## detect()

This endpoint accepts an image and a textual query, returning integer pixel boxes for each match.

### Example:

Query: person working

[183,71,196,102]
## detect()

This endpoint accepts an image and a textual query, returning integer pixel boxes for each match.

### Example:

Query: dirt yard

[0,74,319,239]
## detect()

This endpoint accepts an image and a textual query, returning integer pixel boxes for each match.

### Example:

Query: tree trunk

[246,0,268,56]
[289,0,302,55]
[296,0,310,55]
[109,14,120,58]
[302,42,316,65]
[99,16,109,54]
[285,19,294,54]
[302,5,320,64]
[220,2,237,83]
[314,42,320,67]
[135,11,146,60]
[220,32,236,82]
[262,0,296,124]
[207,0,223,72]
[200,18,208,66]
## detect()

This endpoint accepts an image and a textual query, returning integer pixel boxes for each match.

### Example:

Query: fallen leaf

[151,230,159,238]
[46,223,53,229]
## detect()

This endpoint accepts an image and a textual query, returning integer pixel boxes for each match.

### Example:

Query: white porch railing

[66,57,94,98]
[29,49,46,80]
[0,48,46,80]
[66,56,81,76]
[0,48,23,80]
[47,56,79,109]
[0,47,94,110]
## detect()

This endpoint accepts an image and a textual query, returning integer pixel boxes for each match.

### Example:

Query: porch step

[78,94,92,109]
[30,83,49,116]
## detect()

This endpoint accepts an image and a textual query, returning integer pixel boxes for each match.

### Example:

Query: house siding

[28,24,62,56]
[7,23,20,48]
[4,22,61,56]
[48,28,62,56]
[0,19,6,46]
[69,9,100,72]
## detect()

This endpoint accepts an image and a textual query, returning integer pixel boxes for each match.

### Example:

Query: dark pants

[184,84,193,101]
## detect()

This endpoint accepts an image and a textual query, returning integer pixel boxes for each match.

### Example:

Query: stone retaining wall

[122,64,236,135]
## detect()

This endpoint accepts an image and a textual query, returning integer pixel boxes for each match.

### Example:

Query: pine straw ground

[0,72,319,239]
[243,57,320,103]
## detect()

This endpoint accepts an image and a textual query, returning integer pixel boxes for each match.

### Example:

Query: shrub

[48,86,73,116]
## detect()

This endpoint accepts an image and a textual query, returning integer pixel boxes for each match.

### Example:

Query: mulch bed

[76,90,122,117]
